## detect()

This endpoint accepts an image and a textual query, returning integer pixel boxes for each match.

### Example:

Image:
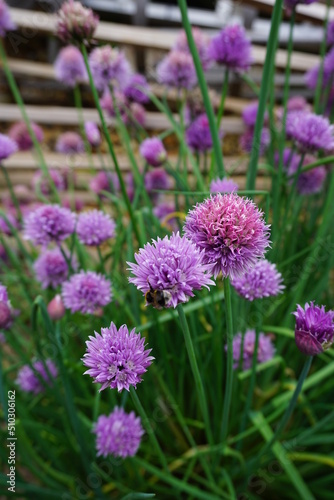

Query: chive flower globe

[229,330,275,370]
[24,204,76,246]
[84,121,101,147]
[174,27,212,70]
[76,210,116,246]
[0,0,16,37]
[128,232,214,308]
[210,177,239,193]
[286,112,334,153]
[55,131,85,154]
[0,133,17,160]
[208,24,252,73]
[93,407,144,458]
[33,248,77,289]
[124,73,150,104]
[89,45,131,91]
[231,259,285,301]
[54,45,87,87]
[8,121,44,151]
[293,302,334,356]
[83,322,154,392]
[15,359,58,394]
[305,47,334,90]
[186,113,223,153]
[239,127,270,156]
[144,168,171,197]
[139,137,167,167]
[56,0,99,45]
[156,50,197,90]
[184,194,271,279]
[288,155,327,196]
[62,271,112,314]
[0,283,11,329]
[32,168,66,196]
[90,171,120,196]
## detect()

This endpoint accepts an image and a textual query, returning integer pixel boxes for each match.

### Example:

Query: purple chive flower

[231,259,285,301]
[287,154,327,195]
[0,211,20,236]
[83,322,154,392]
[208,24,252,72]
[287,111,334,153]
[305,47,334,90]
[0,0,16,37]
[32,169,66,196]
[210,177,239,193]
[128,232,214,308]
[239,127,270,155]
[0,133,17,160]
[15,359,58,394]
[8,121,44,151]
[56,0,99,45]
[274,147,300,173]
[186,113,223,153]
[54,45,87,87]
[23,204,76,246]
[184,193,271,279]
[77,210,116,246]
[144,168,171,198]
[33,248,77,289]
[100,88,128,118]
[55,132,85,154]
[174,27,212,70]
[242,101,268,128]
[157,50,197,90]
[89,171,120,196]
[0,283,12,329]
[328,20,334,46]
[139,137,167,167]
[89,45,131,92]
[129,102,146,127]
[230,330,275,370]
[93,407,144,458]
[84,121,101,147]
[293,302,334,356]
[124,73,150,104]
[62,271,112,314]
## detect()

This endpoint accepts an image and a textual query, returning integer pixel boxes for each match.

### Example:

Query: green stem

[177,304,214,445]
[288,155,334,178]
[129,386,169,473]
[80,43,141,245]
[314,0,331,113]
[177,0,225,177]
[216,69,229,129]
[0,162,22,221]
[220,278,234,442]
[246,0,283,190]
[0,39,59,203]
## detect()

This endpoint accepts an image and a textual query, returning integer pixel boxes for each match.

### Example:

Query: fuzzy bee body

[145,281,172,309]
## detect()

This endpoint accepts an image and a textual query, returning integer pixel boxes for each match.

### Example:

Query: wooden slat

[8,8,320,72]
[0,104,244,134]
[239,0,334,24]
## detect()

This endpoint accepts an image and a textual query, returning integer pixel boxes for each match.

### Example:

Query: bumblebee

[145,281,172,310]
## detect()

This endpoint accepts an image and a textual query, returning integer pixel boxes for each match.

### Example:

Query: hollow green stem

[80,43,141,245]
[220,278,234,443]
[177,0,224,177]
[314,0,331,113]
[176,304,214,445]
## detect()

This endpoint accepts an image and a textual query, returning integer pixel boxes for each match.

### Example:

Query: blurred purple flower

[128,232,214,308]
[210,177,239,193]
[242,101,268,128]
[174,27,212,70]
[239,127,270,155]
[208,25,252,72]
[186,113,223,153]
[47,295,66,321]
[89,171,120,196]
[8,121,44,151]
[230,330,275,370]
[153,201,178,231]
[139,137,167,167]
[124,73,150,104]
[0,282,12,329]
[293,302,334,356]
[77,209,116,246]
[286,111,334,153]
[62,270,112,314]
[144,168,171,197]
[288,154,327,195]
[54,45,87,87]
[157,50,197,90]
[83,322,154,392]
[0,133,17,160]
[16,359,58,394]
[231,259,284,301]
[184,193,271,279]
[305,47,334,90]
[31,169,66,196]
[56,0,99,45]
[0,211,20,236]
[93,407,144,458]
[55,131,85,154]
[33,248,77,289]
[84,121,101,147]
[0,0,16,37]
[89,45,131,91]
[23,204,76,246]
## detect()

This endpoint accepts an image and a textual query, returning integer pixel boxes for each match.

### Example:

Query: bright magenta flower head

[231,259,284,301]
[128,232,214,308]
[23,204,76,246]
[83,322,154,392]
[0,133,17,160]
[184,194,271,279]
[208,24,252,72]
[56,0,99,45]
[62,271,112,314]
[76,209,116,246]
[293,302,334,356]
[8,121,44,151]
[93,407,144,458]
[139,137,167,167]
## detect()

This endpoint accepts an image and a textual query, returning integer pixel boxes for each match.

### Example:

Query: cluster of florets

[157,50,197,90]
[186,113,223,153]
[89,45,131,91]
[16,359,58,394]
[240,101,270,155]
[208,24,252,73]
[293,302,334,356]
[8,121,44,151]
[62,271,112,314]
[0,133,17,160]
[54,45,87,87]
[76,210,116,246]
[231,259,285,301]
[0,283,13,330]
[56,0,99,45]
[286,111,334,153]
[230,330,275,370]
